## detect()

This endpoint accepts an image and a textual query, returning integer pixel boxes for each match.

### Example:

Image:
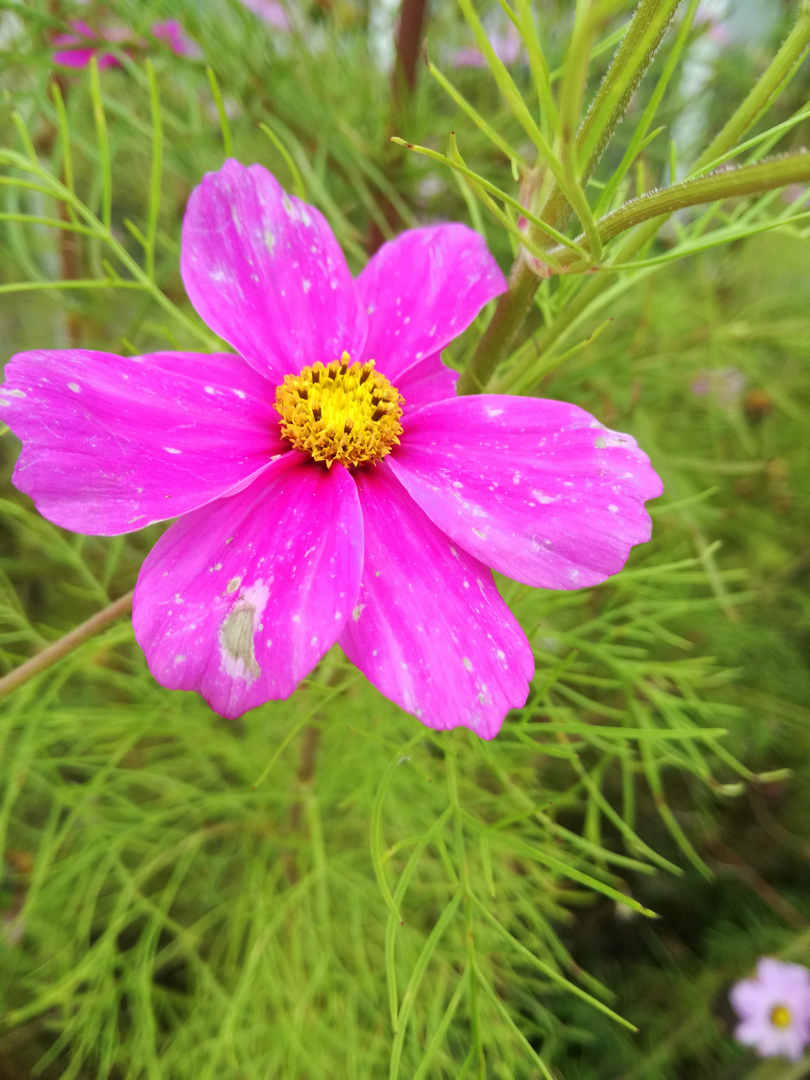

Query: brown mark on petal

[220,603,261,681]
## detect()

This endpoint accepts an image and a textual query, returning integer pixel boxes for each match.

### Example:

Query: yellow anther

[771,1005,792,1029]
[275,352,404,468]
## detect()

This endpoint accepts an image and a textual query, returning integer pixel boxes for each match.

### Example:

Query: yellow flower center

[771,1004,793,1029]
[275,353,404,468]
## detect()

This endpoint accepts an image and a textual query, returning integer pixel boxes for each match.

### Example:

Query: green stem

[456,258,539,394]
[460,0,681,394]
[0,591,134,701]
[542,0,682,234]
[555,151,810,267]
[461,0,810,394]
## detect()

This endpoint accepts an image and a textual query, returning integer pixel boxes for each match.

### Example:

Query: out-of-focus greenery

[0,1,808,1077]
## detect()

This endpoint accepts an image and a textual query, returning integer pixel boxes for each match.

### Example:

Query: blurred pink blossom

[150,20,202,59]
[53,17,199,69]
[691,366,746,408]
[694,2,731,47]
[238,0,290,31]
[731,958,810,1061]
[453,23,522,68]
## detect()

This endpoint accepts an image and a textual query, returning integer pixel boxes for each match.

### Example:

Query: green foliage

[0,1,808,1077]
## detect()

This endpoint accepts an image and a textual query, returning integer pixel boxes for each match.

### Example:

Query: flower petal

[730,978,767,1020]
[133,454,363,720]
[53,45,100,68]
[181,160,367,383]
[358,225,506,382]
[339,463,533,739]
[388,395,663,589]
[0,349,282,535]
[397,352,458,412]
[239,0,291,29]
[150,20,201,58]
[734,1018,769,1048]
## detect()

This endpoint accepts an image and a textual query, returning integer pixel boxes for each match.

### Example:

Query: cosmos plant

[1,2,810,1072]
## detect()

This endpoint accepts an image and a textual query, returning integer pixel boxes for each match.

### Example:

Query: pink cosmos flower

[238,0,291,31]
[453,23,522,68]
[0,160,662,736]
[53,18,199,69]
[731,958,810,1061]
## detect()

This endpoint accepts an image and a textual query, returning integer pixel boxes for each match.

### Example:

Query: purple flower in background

[238,0,290,31]
[731,958,810,1061]
[53,18,199,69]
[453,22,522,68]
[691,366,746,409]
[0,161,662,735]
[53,20,131,69]
[150,20,202,59]
[695,1,732,47]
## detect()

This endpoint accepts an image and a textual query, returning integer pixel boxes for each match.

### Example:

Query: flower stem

[541,0,682,236]
[555,151,810,267]
[456,257,538,395]
[459,0,681,395]
[0,590,134,701]
[460,0,810,395]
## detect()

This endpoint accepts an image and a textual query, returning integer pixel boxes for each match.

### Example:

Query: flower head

[238,0,291,31]
[53,18,199,69]
[453,23,522,68]
[731,958,810,1061]
[0,160,662,736]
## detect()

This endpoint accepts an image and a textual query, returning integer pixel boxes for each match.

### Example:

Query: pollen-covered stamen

[275,352,404,468]
[770,1005,793,1029]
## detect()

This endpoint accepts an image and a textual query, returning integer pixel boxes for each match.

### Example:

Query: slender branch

[459,0,810,395]
[459,0,681,394]
[542,0,682,234]
[0,591,134,701]
[553,151,810,268]
[393,0,429,102]
[457,258,540,394]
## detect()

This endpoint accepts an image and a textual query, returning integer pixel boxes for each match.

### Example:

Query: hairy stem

[555,150,810,267]
[459,0,681,394]
[542,0,682,234]
[0,590,134,701]
[461,0,810,395]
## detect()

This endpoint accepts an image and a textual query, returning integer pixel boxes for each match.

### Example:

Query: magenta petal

[339,463,533,738]
[53,45,99,68]
[0,349,283,535]
[388,395,663,589]
[150,20,201,58]
[181,160,367,384]
[358,225,506,383]
[397,352,458,412]
[133,454,363,719]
